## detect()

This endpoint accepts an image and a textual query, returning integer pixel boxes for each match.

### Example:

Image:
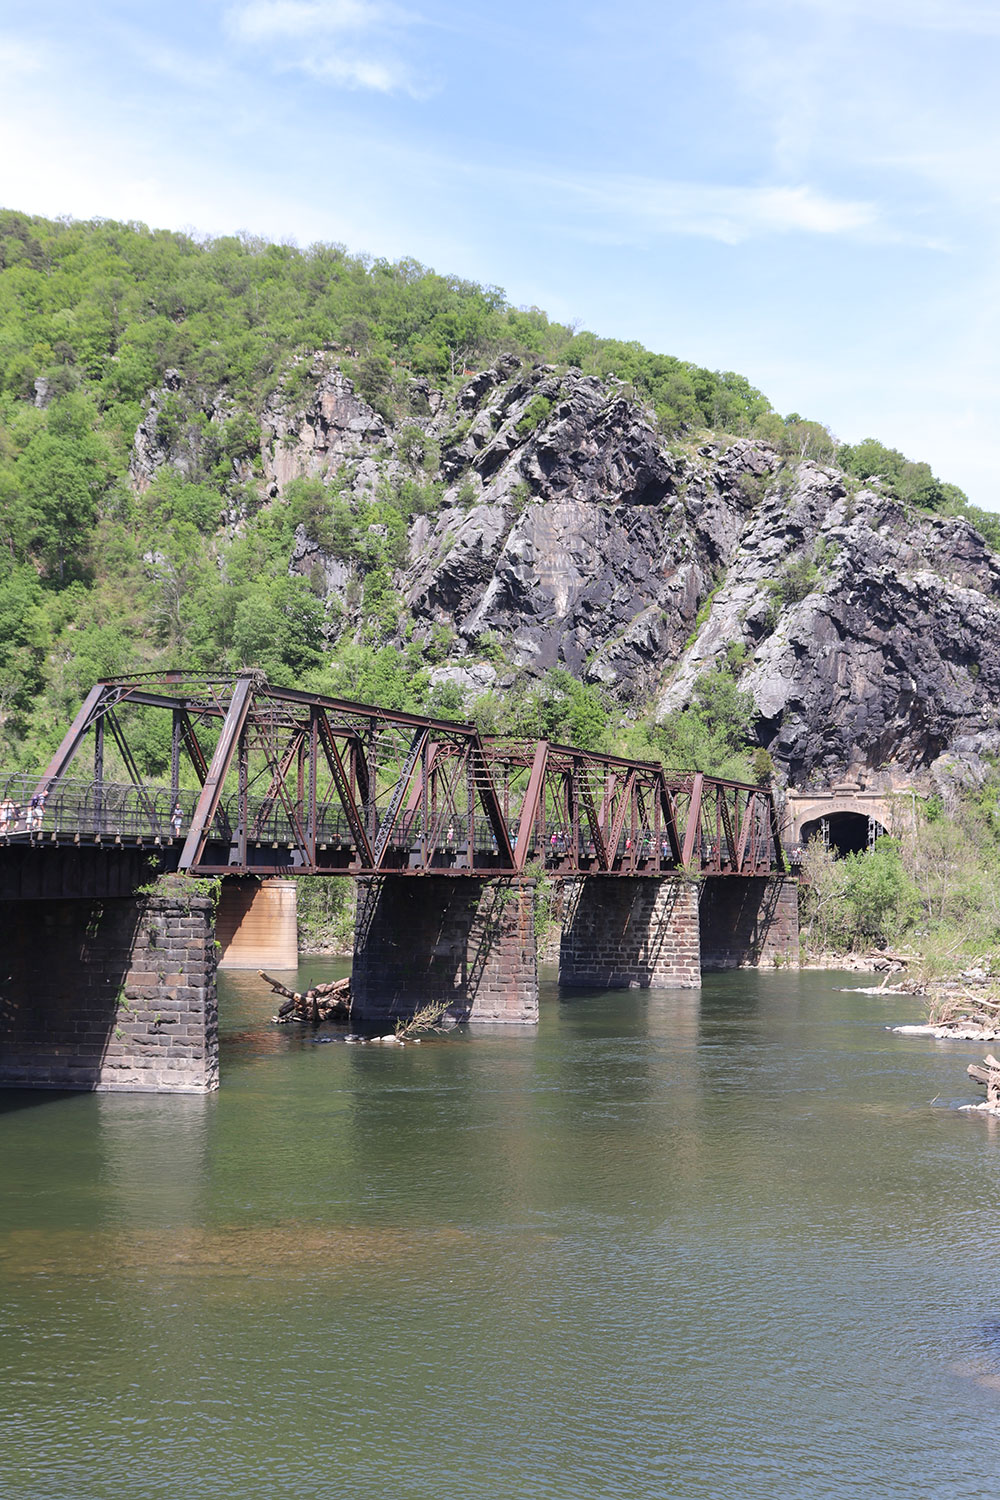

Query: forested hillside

[0,207,996,786]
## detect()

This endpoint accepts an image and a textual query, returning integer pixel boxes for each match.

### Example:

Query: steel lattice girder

[31,673,785,877]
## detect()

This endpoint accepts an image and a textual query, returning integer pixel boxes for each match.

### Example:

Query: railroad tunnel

[800,811,886,857]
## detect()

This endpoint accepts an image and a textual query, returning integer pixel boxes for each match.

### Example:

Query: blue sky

[2,0,999,507]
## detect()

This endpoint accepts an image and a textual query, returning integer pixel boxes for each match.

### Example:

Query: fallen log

[259,970,351,1025]
[967,1056,1000,1104]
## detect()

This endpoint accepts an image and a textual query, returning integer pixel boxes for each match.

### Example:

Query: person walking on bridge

[28,792,46,831]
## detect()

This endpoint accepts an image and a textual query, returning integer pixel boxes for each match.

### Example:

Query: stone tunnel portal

[800,811,887,858]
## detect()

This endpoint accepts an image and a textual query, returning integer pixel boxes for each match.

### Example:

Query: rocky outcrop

[658,465,1000,789]
[129,367,184,491]
[131,354,1000,792]
[260,359,390,497]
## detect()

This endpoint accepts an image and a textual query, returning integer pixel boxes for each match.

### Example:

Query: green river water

[4,965,1000,1499]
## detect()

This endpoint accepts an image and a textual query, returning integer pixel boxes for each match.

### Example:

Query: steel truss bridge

[8,672,784,880]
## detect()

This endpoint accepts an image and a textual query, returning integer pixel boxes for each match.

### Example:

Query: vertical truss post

[571,760,580,870]
[734,790,754,873]
[629,781,637,871]
[421,739,430,865]
[365,720,378,842]
[466,746,475,866]
[94,716,105,830]
[232,725,249,868]
[308,709,318,853]
[170,710,181,806]
[296,734,306,837]
[769,791,785,872]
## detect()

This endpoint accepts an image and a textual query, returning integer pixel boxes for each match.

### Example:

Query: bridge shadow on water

[0,1086,83,1114]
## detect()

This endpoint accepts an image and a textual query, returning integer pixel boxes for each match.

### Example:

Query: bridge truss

[27,672,784,878]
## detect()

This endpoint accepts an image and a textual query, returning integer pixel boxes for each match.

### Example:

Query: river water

[4,966,1000,1499]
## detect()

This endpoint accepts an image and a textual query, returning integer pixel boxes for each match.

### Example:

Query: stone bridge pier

[350,876,538,1028]
[0,871,218,1093]
[559,874,799,989]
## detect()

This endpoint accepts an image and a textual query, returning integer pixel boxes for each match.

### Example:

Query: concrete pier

[216,877,298,970]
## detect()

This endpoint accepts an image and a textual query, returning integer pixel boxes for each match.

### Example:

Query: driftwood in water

[260,970,351,1025]
[967,1054,1000,1104]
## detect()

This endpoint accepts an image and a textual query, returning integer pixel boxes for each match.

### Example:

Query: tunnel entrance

[800,811,886,858]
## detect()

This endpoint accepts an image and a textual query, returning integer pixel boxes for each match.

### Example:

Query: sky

[1,0,999,507]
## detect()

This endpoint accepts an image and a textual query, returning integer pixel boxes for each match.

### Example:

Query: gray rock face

[261,361,389,495]
[659,466,1000,789]
[132,354,1000,792]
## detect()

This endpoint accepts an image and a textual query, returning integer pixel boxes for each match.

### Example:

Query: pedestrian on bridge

[171,802,183,838]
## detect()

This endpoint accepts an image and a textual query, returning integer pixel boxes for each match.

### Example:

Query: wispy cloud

[547,173,884,245]
[123,35,228,91]
[784,0,1000,35]
[225,0,424,94]
[0,36,44,75]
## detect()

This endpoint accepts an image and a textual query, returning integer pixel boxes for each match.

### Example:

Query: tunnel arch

[800,811,887,857]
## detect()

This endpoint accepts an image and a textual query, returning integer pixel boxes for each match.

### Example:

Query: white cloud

[225,0,423,93]
[124,37,228,91]
[546,173,883,245]
[0,36,44,74]
[229,1,399,41]
[784,0,1000,34]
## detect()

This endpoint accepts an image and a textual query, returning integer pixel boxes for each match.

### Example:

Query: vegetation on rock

[800,773,1000,972]
[0,207,996,813]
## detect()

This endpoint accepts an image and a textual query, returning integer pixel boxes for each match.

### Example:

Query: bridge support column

[559,877,701,989]
[216,877,298,970]
[0,882,218,1092]
[351,876,537,1027]
[698,875,799,970]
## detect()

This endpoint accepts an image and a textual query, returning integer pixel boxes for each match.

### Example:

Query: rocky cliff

[134,356,1000,794]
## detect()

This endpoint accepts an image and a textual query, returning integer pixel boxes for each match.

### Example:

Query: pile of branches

[260,971,351,1025]
[927,988,1000,1031]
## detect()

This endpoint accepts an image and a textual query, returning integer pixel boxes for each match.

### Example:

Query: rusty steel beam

[315,711,373,866]
[28,674,784,879]
[35,683,112,796]
[680,773,705,870]
[179,675,255,871]
[471,740,516,868]
[607,768,637,866]
[512,742,548,871]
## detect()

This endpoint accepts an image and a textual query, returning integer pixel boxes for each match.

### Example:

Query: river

[3,966,1000,1499]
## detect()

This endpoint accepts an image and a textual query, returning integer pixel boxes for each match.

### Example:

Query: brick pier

[699,876,799,969]
[0,883,218,1092]
[559,877,702,989]
[351,875,538,1027]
